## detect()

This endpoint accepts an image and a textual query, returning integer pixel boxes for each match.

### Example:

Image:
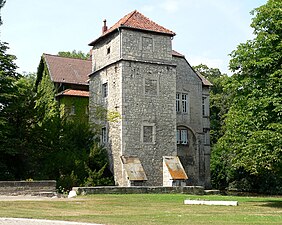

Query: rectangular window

[176,93,180,112]
[181,129,188,144]
[143,126,153,143]
[203,128,210,145]
[145,79,158,95]
[202,96,208,116]
[102,127,107,144]
[70,105,76,115]
[177,128,188,145]
[107,47,111,55]
[182,94,188,113]
[176,129,181,144]
[102,82,108,98]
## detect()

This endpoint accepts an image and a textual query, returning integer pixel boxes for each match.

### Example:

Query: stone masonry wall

[91,31,121,72]
[174,56,211,188]
[121,29,172,64]
[121,61,177,186]
[89,25,210,187]
[0,180,56,196]
[89,62,123,185]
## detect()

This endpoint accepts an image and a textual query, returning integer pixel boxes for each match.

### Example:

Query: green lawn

[0,194,281,225]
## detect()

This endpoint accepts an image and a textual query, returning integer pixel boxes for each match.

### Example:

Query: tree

[57,50,90,60]
[0,0,6,25]
[214,0,282,193]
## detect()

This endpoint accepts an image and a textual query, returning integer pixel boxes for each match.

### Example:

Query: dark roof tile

[43,54,91,85]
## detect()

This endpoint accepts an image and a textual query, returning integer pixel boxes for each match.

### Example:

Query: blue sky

[1,0,267,75]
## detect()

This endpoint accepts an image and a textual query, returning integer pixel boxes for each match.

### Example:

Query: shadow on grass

[259,200,282,208]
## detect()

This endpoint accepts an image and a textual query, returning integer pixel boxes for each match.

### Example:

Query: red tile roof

[56,89,89,97]
[43,54,92,85]
[89,10,175,46]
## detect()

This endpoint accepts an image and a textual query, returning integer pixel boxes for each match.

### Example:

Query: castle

[88,10,211,188]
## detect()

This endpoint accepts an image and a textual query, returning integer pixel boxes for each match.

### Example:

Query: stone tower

[89,10,211,188]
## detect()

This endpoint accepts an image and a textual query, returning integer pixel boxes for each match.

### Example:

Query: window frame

[101,127,107,144]
[176,93,180,112]
[176,92,189,114]
[176,127,189,145]
[141,123,156,144]
[182,93,188,113]
[102,82,108,98]
[70,105,76,115]
[144,78,158,96]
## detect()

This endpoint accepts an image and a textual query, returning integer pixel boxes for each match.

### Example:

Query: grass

[0,194,282,224]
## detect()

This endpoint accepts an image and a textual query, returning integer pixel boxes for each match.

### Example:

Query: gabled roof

[89,10,175,46]
[56,89,89,98]
[196,71,213,86]
[43,54,92,85]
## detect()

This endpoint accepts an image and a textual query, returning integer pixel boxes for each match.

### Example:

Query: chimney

[102,19,108,34]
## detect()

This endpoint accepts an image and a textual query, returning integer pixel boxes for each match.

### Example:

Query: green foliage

[0,0,6,25]
[213,0,282,193]
[59,95,89,124]
[57,50,90,60]
[0,41,25,179]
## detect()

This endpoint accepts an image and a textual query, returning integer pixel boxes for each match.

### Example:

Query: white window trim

[177,127,189,145]
[176,92,189,114]
[176,93,180,112]
[182,93,188,113]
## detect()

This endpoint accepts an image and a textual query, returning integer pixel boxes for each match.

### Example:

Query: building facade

[36,54,91,123]
[89,11,211,188]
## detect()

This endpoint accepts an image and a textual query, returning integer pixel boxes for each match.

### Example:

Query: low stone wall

[0,180,56,196]
[73,186,205,195]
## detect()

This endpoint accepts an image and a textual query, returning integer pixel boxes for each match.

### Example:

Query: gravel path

[0,218,102,225]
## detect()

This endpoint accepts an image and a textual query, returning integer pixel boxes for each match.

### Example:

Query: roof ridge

[43,53,91,61]
[121,10,137,26]
[89,10,175,46]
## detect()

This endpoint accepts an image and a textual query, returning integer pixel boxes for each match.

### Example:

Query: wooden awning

[121,156,147,181]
